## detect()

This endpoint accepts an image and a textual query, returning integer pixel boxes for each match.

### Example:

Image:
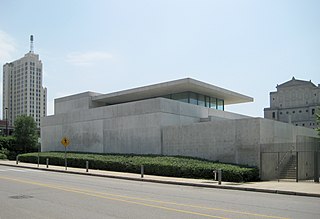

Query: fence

[260,141,320,182]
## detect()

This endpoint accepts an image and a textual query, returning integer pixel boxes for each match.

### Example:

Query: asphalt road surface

[0,165,319,219]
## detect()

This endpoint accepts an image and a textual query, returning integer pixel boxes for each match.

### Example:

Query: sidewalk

[1,160,319,198]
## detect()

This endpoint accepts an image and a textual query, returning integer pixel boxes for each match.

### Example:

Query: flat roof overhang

[92,78,253,105]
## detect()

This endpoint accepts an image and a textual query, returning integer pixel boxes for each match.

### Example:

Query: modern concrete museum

[41,78,318,179]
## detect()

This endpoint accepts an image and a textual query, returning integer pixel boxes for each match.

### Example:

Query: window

[272,112,275,118]
[161,91,224,110]
[217,99,224,110]
[210,98,217,109]
[171,93,188,103]
[312,109,315,115]
[205,96,210,107]
[198,94,205,107]
[189,92,197,105]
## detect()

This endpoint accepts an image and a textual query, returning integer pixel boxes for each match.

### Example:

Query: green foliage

[0,153,7,160]
[0,136,16,150]
[0,147,10,157]
[14,115,38,153]
[18,152,259,182]
[0,136,17,160]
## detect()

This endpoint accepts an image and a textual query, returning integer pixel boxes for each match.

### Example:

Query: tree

[14,115,38,153]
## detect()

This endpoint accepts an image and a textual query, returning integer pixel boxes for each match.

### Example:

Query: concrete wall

[259,120,318,180]
[162,118,260,166]
[41,95,319,180]
[296,136,319,180]
[42,97,250,154]
[54,92,102,114]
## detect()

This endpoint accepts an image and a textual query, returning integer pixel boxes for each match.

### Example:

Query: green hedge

[18,152,259,182]
[0,153,7,159]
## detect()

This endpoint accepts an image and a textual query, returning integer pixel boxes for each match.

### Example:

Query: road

[0,165,319,219]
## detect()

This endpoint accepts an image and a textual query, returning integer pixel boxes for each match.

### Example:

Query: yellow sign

[61,137,70,147]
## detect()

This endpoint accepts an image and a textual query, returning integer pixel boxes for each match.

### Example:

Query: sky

[0,0,319,117]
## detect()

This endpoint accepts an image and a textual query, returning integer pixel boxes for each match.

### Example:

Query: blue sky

[1,0,319,117]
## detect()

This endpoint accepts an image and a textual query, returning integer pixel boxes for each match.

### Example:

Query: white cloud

[0,30,16,63]
[66,51,113,66]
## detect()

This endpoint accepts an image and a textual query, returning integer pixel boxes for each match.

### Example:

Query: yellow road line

[0,177,288,219]
[70,188,290,219]
[0,176,227,219]
[31,176,289,219]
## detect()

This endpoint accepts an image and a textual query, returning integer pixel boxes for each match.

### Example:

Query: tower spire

[30,35,34,53]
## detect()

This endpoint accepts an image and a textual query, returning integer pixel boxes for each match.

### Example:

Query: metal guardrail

[275,145,295,172]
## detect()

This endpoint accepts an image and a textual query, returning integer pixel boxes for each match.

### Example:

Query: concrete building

[264,77,320,129]
[2,36,47,128]
[41,78,319,180]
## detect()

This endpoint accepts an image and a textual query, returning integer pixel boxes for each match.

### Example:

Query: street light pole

[5,107,8,136]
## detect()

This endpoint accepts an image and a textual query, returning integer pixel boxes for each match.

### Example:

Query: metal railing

[275,145,294,173]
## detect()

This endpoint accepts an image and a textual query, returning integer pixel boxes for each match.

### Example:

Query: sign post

[61,137,70,170]
[37,138,41,168]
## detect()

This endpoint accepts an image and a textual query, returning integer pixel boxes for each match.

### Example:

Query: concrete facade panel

[41,83,319,180]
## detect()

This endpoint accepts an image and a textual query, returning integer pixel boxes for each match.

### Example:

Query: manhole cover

[9,195,33,199]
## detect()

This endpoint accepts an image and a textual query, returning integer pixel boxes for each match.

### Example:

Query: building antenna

[30,35,34,53]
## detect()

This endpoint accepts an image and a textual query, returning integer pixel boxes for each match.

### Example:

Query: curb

[1,163,319,198]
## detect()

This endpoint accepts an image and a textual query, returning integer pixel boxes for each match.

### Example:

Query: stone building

[264,77,320,129]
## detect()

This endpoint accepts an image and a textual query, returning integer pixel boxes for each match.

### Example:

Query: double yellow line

[0,176,289,219]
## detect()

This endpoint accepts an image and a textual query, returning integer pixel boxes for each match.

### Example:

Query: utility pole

[5,107,8,136]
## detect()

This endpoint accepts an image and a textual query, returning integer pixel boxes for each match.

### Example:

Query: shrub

[18,152,259,182]
[0,147,10,157]
[0,153,7,160]
[0,136,20,160]
[0,136,16,151]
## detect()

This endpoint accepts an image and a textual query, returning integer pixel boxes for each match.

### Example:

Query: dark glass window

[205,96,210,107]
[161,91,224,111]
[210,98,217,109]
[171,93,188,103]
[162,94,171,99]
[217,99,224,110]
[198,94,205,107]
[189,92,197,105]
